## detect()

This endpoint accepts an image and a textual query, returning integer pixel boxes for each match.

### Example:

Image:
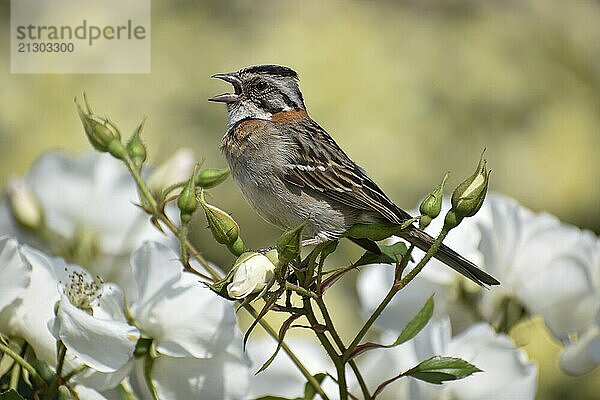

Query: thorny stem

[245,303,330,400]
[315,298,371,399]
[286,282,319,299]
[122,155,329,399]
[304,298,348,400]
[344,228,449,361]
[397,228,448,289]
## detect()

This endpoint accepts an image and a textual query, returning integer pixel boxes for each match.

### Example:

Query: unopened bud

[177,166,199,224]
[451,150,490,219]
[75,94,127,160]
[419,172,448,228]
[201,200,244,255]
[276,222,305,267]
[6,178,44,230]
[195,168,230,189]
[127,119,147,170]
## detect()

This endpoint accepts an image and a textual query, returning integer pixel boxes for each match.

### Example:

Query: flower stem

[123,157,218,280]
[344,228,448,360]
[62,365,88,383]
[9,362,20,389]
[315,298,371,399]
[48,341,67,396]
[304,299,348,400]
[396,228,448,290]
[124,158,158,211]
[285,282,318,299]
[0,341,45,389]
[123,154,328,399]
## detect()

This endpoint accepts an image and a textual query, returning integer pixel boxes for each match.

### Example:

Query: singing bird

[210,65,499,286]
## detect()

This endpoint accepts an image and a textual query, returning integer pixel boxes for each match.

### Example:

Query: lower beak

[209,73,242,103]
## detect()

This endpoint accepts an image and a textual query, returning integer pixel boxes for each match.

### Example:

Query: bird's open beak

[209,72,242,103]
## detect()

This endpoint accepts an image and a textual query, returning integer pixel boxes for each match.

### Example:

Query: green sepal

[0,389,26,400]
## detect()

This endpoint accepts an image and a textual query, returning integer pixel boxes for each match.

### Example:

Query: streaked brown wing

[281,119,411,224]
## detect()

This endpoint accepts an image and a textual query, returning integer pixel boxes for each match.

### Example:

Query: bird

[209,64,499,286]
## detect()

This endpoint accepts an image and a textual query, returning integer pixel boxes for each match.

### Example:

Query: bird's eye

[255,81,268,91]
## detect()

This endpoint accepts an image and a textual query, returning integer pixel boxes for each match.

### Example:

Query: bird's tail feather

[399,226,500,287]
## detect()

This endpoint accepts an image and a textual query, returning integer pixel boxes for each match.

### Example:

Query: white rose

[227,252,276,299]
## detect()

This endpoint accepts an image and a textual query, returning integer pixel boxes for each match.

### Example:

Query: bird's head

[209,65,305,126]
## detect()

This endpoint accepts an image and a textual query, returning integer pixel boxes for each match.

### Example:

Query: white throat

[226,101,272,128]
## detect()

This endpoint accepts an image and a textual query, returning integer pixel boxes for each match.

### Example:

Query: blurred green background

[1,0,599,398]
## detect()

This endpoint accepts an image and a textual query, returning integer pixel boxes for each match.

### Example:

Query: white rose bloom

[0,241,67,366]
[227,252,276,299]
[0,237,135,391]
[0,236,31,313]
[560,241,600,376]
[127,242,251,399]
[50,271,140,374]
[70,385,109,400]
[137,336,250,400]
[146,147,196,193]
[476,194,600,340]
[369,319,537,400]
[560,317,600,376]
[247,337,336,399]
[0,151,175,288]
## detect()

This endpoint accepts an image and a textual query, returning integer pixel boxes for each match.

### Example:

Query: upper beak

[209,72,243,103]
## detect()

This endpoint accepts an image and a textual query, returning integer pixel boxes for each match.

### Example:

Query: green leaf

[373,356,481,397]
[404,356,481,384]
[276,222,305,267]
[302,373,327,400]
[380,242,408,263]
[347,295,434,360]
[243,293,279,350]
[252,397,295,400]
[345,223,399,241]
[0,389,26,400]
[393,295,434,345]
[353,241,408,267]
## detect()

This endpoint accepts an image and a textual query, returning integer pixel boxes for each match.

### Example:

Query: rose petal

[54,293,139,373]
[0,236,31,312]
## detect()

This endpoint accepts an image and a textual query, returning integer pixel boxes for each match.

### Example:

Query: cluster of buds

[76,94,148,165]
[419,151,490,231]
